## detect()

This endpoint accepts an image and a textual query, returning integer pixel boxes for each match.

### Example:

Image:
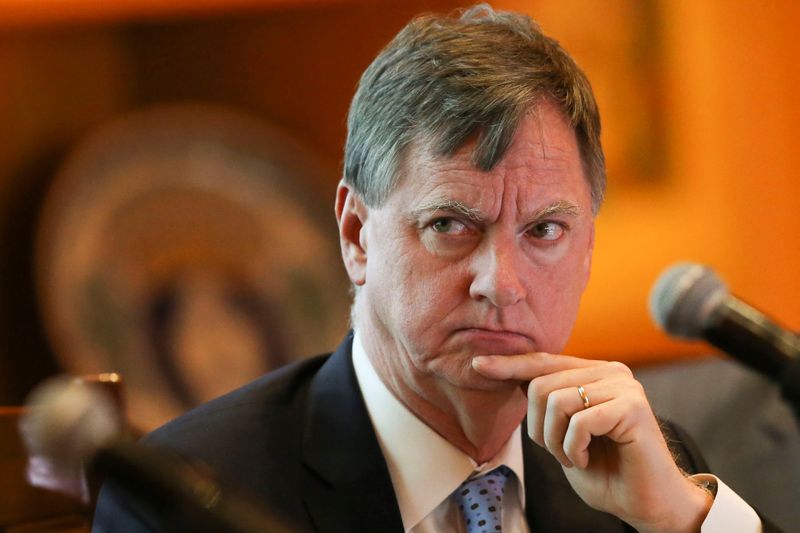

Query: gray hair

[343,3,606,214]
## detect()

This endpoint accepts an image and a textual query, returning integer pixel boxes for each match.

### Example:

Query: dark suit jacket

[92,332,715,532]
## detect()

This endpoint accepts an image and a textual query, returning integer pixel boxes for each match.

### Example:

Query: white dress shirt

[350,331,761,532]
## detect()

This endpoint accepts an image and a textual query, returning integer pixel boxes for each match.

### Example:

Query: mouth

[453,327,536,355]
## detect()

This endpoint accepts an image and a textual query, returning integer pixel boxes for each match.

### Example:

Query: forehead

[394,102,589,213]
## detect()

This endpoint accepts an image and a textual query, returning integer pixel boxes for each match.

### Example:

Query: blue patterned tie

[452,465,513,533]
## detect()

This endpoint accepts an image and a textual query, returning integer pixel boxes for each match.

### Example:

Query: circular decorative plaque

[36,104,350,431]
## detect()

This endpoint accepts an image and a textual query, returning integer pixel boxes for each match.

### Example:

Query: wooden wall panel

[0,26,133,403]
[0,0,465,404]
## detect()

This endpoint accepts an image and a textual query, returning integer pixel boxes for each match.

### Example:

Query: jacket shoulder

[93,355,333,533]
[144,353,331,462]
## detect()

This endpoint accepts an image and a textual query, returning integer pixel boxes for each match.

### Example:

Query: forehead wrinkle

[411,198,485,222]
[513,141,573,172]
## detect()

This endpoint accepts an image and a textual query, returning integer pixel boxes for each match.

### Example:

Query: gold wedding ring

[577,385,590,409]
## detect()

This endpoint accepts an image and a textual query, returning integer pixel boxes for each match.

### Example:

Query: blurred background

[0,0,798,526]
[0,0,800,420]
[3,0,798,419]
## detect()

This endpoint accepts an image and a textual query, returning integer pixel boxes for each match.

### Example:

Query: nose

[468,234,526,307]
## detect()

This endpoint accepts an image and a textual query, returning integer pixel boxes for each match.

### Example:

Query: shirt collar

[351,330,525,531]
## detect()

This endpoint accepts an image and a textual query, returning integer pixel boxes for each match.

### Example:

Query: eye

[529,221,565,241]
[430,218,468,234]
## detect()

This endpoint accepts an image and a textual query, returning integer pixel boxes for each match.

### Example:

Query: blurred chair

[0,374,124,532]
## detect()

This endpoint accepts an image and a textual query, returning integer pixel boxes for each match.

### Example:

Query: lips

[453,327,536,355]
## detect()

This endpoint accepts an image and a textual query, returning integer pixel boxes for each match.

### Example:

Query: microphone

[21,376,292,533]
[648,263,800,414]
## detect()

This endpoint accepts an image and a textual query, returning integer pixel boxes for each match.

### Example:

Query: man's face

[343,100,595,391]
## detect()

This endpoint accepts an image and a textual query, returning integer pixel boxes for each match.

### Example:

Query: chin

[463,375,520,393]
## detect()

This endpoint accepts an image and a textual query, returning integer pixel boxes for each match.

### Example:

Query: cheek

[395,265,462,330]
[529,283,582,353]
[375,253,470,350]
[528,247,591,349]
[367,235,438,320]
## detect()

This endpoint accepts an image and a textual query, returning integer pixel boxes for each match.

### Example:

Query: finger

[472,352,605,381]
[526,362,634,445]
[562,388,649,469]
[562,401,625,469]
[528,372,601,448]
[536,380,623,466]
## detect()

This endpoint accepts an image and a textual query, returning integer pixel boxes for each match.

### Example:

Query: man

[94,5,769,532]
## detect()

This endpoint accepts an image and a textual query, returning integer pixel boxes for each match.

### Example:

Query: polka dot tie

[452,465,513,533]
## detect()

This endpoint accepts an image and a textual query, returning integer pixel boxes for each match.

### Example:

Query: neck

[356,323,527,464]
[420,385,527,463]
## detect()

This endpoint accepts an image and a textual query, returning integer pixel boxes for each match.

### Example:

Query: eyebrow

[411,198,582,222]
[411,199,485,222]
[532,200,582,219]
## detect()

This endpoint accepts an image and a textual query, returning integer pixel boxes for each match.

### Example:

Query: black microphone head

[648,262,728,339]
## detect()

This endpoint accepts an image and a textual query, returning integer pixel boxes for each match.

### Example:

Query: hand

[472,352,713,533]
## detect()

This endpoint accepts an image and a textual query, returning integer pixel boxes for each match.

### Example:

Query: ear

[335,180,369,286]
[581,223,595,291]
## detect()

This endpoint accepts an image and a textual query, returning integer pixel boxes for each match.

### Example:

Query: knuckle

[629,378,646,396]
[607,360,633,377]
[543,431,560,453]
[613,376,643,396]
[527,377,548,401]
[618,395,650,425]
[621,378,647,403]
[546,389,567,414]
[569,409,590,432]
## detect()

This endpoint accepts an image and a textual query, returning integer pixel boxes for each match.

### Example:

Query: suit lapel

[521,429,629,533]
[300,332,404,533]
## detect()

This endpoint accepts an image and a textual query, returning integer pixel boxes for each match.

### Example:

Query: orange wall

[0,0,350,27]
[498,0,800,364]
[1,0,798,406]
